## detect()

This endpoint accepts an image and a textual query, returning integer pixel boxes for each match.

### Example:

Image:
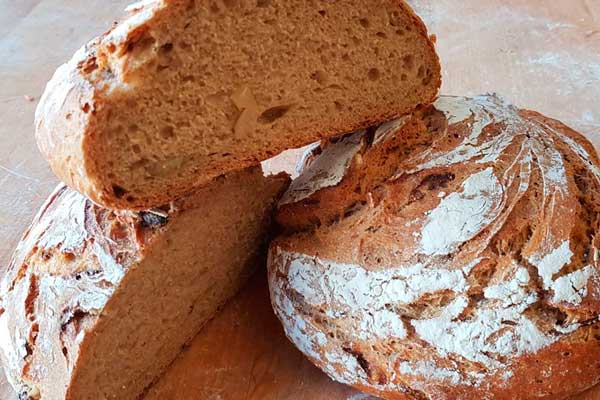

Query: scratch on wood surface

[0,164,39,182]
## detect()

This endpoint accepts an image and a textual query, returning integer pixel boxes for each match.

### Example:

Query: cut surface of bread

[269,95,600,400]
[0,167,289,400]
[35,0,440,210]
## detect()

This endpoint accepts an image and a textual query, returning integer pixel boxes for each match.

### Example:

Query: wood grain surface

[0,1,599,399]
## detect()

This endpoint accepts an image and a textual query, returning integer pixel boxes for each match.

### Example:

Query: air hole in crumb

[351,36,361,45]
[257,105,291,124]
[401,73,408,81]
[160,126,175,139]
[257,0,271,7]
[82,103,91,113]
[126,196,136,203]
[132,144,142,154]
[368,68,381,81]
[389,11,401,26]
[342,53,350,61]
[128,124,139,132]
[183,75,195,82]
[310,70,328,85]
[318,10,326,16]
[402,54,414,69]
[359,18,370,28]
[159,43,174,54]
[334,101,343,111]
[223,0,237,8]
[396,29,404,36]
[417,65,425,78]
[65,113,72,120]
[112,185,127,198]
[376,32,387,38]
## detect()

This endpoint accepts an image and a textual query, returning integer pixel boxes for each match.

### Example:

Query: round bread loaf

[268,94,600,400]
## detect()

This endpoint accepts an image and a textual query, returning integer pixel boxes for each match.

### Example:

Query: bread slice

[269,95,600,399]
[0,166,288,400]
[35,0,440,210]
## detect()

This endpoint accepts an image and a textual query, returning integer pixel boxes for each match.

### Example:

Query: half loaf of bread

[35,0,440,210]
[269,95,600,400]
[0,166,288,400]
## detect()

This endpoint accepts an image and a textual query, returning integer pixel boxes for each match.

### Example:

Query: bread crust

[268,95,600,400]
[34,0,440,210]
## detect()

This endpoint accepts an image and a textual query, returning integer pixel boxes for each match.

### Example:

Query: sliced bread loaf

[269,95,600,399]
[35,0,440,210]
[0,166,288,400]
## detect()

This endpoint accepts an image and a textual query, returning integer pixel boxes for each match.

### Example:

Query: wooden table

[1,1,599,399]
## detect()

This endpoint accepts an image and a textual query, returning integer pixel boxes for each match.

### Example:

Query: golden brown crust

[269,94,600,400]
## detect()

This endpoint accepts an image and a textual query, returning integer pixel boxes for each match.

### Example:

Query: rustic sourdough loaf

[268,95,600,400]
[35,0,441,210]
[0,166,288,400]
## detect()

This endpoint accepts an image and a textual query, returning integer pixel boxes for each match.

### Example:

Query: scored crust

[34,0,440,210]
[268,95,600,400]
[0,167,289,400]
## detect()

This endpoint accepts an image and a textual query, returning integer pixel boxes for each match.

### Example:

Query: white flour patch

[526,241,596,305]
[287,255,468,310]
[434,96,473,126]
[551,266,596,305]
[373,117,409,145]
[529,241,573,289]
[412,291,551,370]
[279,131,364,205]
[399,360,462,385]
[420,167,503,256]
[402,96,518,176]
[284,252,472,341]
[484,267,533,308]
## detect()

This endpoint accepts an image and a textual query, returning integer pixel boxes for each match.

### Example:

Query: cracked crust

[268,95,600,400]
[0,167,289,400]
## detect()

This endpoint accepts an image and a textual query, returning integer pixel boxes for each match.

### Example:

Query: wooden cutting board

[1,0,599,399]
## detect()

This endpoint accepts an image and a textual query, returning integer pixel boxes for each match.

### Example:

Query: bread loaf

[34,0,440,210]
[268,95,600,399]
[0,167,288,400]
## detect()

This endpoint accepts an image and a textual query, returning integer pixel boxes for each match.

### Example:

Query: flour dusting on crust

[279,131,365,206]
[269,95,600,398]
